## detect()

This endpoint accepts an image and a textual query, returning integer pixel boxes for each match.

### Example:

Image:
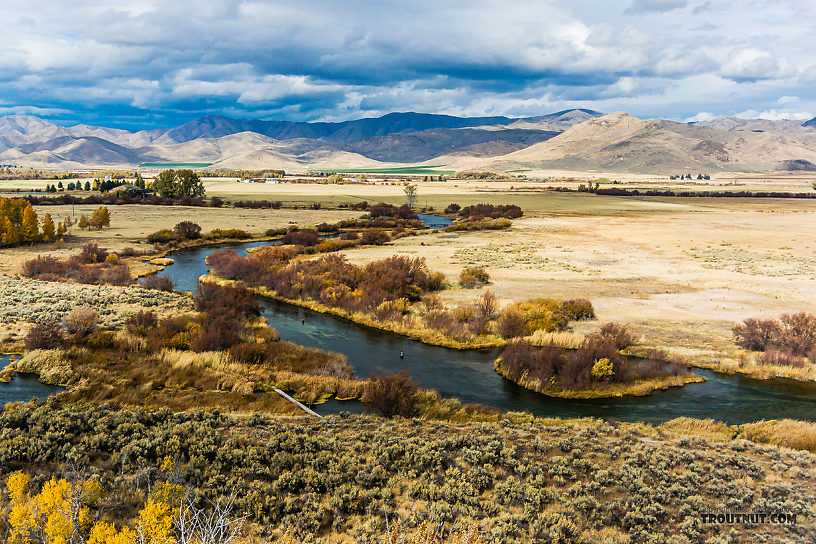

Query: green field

[137,162,213,168]
[326,166,455,175]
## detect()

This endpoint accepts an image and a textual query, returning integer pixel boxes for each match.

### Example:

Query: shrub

[61,308,97,337]
[777,312,816,356]
[757,349,807,368]
[139,274,176,292]
[77,243,109,264]
[281,229,320,246]
[363,372,419,418]
[359,228,390,245]
[194,281,260,319]
[173,221,202,240]
[147,229,178,244]
[497,309,526,339]
[101,264,132,286]
[22,256,66,278]
[459,267,490,288]
[190,316,242,352]
[207,250,269,285]
[733,318,780,351]
[444,203,461,214]
[126,310,158,335]
[25,321,63,350]
[599,323,635,350]
[560,299,595,320]
[458,203,523,219]
[340,231,359,241]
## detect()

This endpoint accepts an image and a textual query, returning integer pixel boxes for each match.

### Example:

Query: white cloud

[685,112,716,122]
[777,95,799,104]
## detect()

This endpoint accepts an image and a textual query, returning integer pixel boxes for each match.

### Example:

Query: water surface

[0,354,62,405]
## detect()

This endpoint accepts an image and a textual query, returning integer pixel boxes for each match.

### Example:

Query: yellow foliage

[89,521,137,544]
[138,497,177,544]
[591,358,614,381]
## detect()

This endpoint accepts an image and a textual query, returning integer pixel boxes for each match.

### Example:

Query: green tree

[153,169,205,198]
[84,181,91,191]
[135,172,146,189]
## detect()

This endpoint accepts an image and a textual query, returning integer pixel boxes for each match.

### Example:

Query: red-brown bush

[25,321,64,350]
[281,229,320,246]
[138,274,176,291]
[363,372,419,418]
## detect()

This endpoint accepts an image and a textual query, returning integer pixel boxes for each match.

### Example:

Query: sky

[2,0,815,129]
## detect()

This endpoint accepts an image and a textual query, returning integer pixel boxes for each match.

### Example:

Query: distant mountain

[4,109,816,173]
[0,110,591,168]
[476,112,816,174]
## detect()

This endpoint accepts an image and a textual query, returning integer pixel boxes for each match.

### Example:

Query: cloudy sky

[2,0,815,128]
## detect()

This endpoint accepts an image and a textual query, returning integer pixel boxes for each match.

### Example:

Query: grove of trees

[153,169,206,199]
[0,197,69,246]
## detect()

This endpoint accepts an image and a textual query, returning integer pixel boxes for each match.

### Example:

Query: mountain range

[2,109,816,174]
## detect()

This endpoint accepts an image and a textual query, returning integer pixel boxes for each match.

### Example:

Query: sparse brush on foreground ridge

[0,406,814,543]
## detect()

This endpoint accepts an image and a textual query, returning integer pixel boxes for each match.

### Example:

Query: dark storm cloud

[0,0,813,128]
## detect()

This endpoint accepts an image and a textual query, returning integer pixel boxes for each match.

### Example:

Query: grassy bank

[493,356,705,398]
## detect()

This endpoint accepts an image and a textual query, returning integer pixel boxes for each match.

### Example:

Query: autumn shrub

[340,231,359,241]
[281,228,320,246]
[173,221,202,239]
[101,264,132,286]
[126,310,158,335]
[190,316,242,352]
[369,203,417,220]
[777,312,816,356]
[458,203,523,219]
[194,281,260,320]
[459,267,490,288]
[22,256,66,279]
[138,274,176,292]
[207,250,269,284]
[599,323,635,350]
[560,299,595,320]
[61,308,97,337]
[363,372,420,418]
[25,321,63,350]
[444,203,461,214]
[147,229,179,244]
[757,349,807,368]
[316,222,340,233]
[499,340,565,385]
[496,309,527,339]
[76,243,109,264]
[733,313,816,356]
[359,228,390,245]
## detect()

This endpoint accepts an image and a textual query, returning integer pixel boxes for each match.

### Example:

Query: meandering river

[157,238,816,425]
[5,215,815,423]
